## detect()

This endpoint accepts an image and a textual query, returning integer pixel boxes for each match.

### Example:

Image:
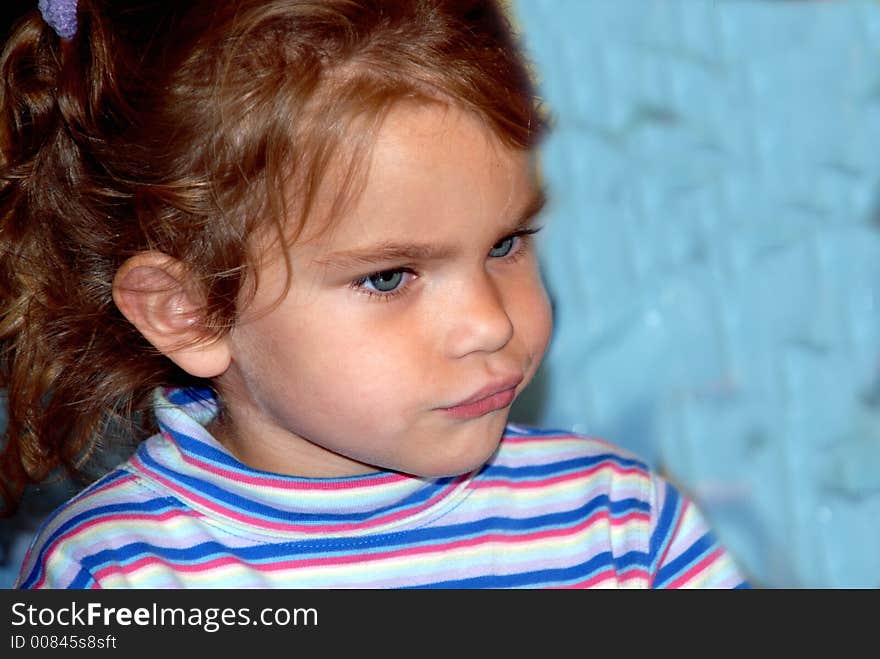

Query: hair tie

[38,0,79,40]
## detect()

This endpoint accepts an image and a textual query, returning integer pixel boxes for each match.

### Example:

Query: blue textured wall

[509,0,880,587]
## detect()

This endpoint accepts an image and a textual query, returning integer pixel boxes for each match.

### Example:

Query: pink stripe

[550,568,618,588]
[87,474,140,497]
[551,565,651,589]
[475,461,648,490]
[171,440,405,491]
[94,554,246,580]
[133,454,465,533]
[662,547,724,589]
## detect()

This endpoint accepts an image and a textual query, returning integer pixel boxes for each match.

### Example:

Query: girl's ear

[112,252,232,378]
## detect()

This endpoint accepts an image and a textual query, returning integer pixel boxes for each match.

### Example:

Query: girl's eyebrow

[515,185,548,231]
[316,186,548,270]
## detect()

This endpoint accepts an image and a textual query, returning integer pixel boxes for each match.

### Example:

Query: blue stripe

[653,532,717,588]
[648,480,679,579]
[68,567,97,589]
[166,387,215,407]
[412,546,657,588]
[408,551,619,588]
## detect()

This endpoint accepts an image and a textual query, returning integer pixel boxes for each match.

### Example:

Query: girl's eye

[352,268,414,298]
[489,236,516,258]
[365,269,405,292]
[488,228,542,260]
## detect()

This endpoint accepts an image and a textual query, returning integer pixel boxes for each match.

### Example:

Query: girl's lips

[440,376,522,419]
[441,386,518,419]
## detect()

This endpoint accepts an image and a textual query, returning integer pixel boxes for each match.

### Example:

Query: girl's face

[215,103,552,478]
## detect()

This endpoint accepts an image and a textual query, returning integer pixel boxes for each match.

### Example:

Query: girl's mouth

[440,375,522,419]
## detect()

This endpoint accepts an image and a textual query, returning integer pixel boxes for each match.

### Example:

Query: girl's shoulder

[490,423,657,494]
[14,463,169,588]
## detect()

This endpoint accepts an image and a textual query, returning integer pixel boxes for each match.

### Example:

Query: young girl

[2,0,749,588]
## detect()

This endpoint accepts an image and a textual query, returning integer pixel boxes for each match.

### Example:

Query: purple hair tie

[38,0,79,40]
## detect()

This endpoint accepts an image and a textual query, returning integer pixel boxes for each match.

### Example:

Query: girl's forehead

[298,104,537,248]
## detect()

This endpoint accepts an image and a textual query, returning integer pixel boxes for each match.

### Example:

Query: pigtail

[0,11,68,514]
[0,4,165,516]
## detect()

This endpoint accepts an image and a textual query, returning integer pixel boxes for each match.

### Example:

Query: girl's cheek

[526,278,554,344]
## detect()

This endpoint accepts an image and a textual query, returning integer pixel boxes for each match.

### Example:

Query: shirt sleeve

[647,473,750,588]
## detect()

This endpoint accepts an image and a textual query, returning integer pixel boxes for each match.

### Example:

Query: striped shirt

[17,387,749,589]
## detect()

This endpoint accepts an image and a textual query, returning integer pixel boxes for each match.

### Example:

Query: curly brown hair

[0,0,546,515]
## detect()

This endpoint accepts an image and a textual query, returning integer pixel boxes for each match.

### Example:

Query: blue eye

[489,236,515,258]
[351,268,416,300]
[364,269,405,292]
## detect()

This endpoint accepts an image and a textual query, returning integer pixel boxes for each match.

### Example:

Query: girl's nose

[443,273,514,358]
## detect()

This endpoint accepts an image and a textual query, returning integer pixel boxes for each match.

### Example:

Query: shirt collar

[127,387,472,539]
